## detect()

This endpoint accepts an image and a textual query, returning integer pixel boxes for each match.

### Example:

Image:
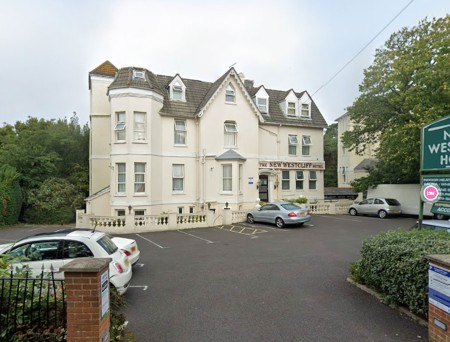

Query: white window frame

[282,170,290,190]
[257,97,268,113]
[225,84,236,103]
[296,171,304,190]
[115,112,126,141]
[302,135,312,156]
[287,102,296,116]
[172,164,185,192]
[133,112,146,141]
[174,120,187,145]
[134,162,146,193]
[133,70,145,80]
[117,163,126,194]
[223,164,232,192]
[301,103,311,117]
[224,122,238,147]
[288,135,298,156]
[309,171,317,190]
[172,84,183,101]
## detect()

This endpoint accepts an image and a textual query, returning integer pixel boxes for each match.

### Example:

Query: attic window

[287,102,296,116]
[257,97,268,113]
[225,84,236,103]
[301,103,311,117]
[172,85,183,101]
[133,70,145,80]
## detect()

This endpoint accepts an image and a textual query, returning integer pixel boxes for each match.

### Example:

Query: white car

[110,235,140,266]
[0,228,132,295]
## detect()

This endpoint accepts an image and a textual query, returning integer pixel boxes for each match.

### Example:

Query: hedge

[350,229,450,318]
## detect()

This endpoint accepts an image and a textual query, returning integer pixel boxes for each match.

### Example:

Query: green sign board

[422,175,450,203]
[422,116,450,171]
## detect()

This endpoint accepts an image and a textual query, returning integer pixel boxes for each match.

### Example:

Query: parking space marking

[177,230,214,244]
[217,225,267,238]
[136,234,169,249]
[239,222,289,231]
[134,263,145,268]
[129,285,148,291]
[314,215,361,222]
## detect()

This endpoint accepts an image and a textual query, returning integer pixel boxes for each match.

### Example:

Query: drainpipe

[195,116,200,211]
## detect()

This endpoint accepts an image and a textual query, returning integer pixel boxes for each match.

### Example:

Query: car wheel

[435,213,446,220]
[378,210,387,219]
[349,208,357,216]
[247,214,255,224]
[275,217,285,228]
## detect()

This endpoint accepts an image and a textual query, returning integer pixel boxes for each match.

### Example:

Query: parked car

[348,197,402,219]
[0,228,133,295]
[110,235,140,265]
[247,201,311,228]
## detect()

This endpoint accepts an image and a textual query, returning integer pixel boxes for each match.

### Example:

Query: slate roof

[96,62,328,128]
[215,150,247,161]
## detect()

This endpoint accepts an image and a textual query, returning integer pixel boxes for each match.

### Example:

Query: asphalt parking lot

[0,216,427,341]
[122,215,426,342]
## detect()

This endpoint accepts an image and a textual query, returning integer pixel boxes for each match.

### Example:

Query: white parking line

[129,285,148,291]
[177,230,214,244]
[314,215,361,222]
[136,234,169,249]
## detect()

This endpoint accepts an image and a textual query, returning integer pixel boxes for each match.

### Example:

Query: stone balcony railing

[76,202,351,233]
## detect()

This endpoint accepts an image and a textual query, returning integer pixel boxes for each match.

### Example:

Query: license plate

[131,246,136,253]
[125,259,129,267]
[298,212,305,216]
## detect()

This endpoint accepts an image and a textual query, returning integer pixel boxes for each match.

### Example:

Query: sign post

[420,116,450,228]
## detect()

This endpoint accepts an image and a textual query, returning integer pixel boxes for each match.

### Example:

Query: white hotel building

[86,61,328,218]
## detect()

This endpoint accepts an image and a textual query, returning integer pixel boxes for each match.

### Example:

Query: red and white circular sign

[423,184,440,202]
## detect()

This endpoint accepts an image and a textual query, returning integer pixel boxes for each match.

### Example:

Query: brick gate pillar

[428,255,450,342]
[61,258,111,342]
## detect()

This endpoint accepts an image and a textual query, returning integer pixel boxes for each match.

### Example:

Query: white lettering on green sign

[427,129,450,167]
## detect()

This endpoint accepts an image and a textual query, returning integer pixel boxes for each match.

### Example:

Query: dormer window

[172,85,183,101]
[301,103,311,117]
[257,98,268,113]
[169,76,186,102]
[225,84,236,103]
[133,70,145,80]
[287,102,296,116]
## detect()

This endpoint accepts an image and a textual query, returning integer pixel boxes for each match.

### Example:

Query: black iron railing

[0,265,66,340]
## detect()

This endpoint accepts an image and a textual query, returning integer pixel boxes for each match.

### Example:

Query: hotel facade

[86,61,328,218]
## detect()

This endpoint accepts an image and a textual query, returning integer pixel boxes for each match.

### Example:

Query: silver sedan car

[348,197,401,219]
[247,202,311,228]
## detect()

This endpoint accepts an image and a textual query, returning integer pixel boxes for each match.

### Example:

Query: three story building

[86,61,327,218]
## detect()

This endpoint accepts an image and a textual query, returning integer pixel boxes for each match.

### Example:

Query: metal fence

[0,266,66,341]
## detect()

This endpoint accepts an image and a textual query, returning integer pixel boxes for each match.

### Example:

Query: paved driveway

[123,215,427,341]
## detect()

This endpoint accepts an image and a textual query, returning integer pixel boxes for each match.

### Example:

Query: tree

[323,123,338,187]
[0,114,89,224]
[342,15,450,190]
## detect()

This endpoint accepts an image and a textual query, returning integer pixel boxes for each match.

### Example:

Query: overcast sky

[0,0,448,127]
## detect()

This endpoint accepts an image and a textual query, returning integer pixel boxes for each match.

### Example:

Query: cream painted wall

[336,113,377,187]
[198,75,260,211]
[90,76,113,195]
[88,70,326,217]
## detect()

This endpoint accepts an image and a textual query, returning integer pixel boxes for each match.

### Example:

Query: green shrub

[22,206,74,225]
[350,229,450,318]
[284,197,308,205]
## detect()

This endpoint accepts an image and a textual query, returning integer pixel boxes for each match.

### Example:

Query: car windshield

[281,203,301,211]
[97,235,118,255]
[385,198,400,206]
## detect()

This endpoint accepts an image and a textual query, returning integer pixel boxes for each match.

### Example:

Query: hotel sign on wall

[259,161,325,170]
